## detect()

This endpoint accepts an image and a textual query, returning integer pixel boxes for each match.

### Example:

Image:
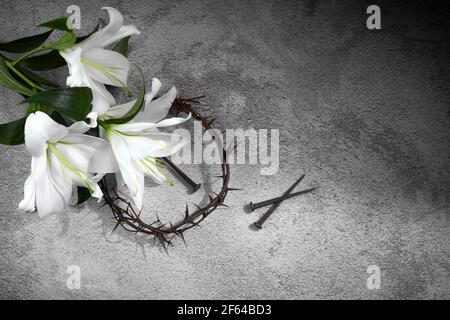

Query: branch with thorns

[99,96,239,252]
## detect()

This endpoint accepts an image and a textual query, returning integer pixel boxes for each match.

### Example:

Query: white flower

[18,111,107,217]
[59,7,140,116]
[98,79,190,209]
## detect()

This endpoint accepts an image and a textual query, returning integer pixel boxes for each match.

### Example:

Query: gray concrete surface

[0,0,449,299]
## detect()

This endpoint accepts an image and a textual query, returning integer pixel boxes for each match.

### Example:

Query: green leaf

[39,17,71,32]
[23,87,92,121]
[19,21,101,71]
[0,30,52,53]
[44,32,76,50]
[15,65,59,87]
[50,111,67,126]
[76,187,91,205]
[26,102,54,116]
[19,50,66,71]
[112,36,130,57]
[103,67,145,125]
[0,56,35,96]
[0,117,26,145]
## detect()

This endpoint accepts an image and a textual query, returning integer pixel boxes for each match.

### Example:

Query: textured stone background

[0,0,449,299]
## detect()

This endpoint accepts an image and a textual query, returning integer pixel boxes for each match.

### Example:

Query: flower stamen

[48,143,94,193]
[80,56,132,96]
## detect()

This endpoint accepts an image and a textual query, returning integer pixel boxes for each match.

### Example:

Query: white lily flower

[102,78,180,125]
[96,80,191,209]
[18,111,107,217]
[59,7,140,116]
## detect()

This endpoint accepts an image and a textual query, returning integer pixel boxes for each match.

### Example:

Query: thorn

[177,231,187,246]
[136,207,143,219]
[227,187,242,191]
[190,220,201,228]
[185,203,189,219]
[150,220,160,226]
[112,221,121,233]
[207,117,216,126]
[159,239,169,255]
[219,203,230,208]
[186,95,205,102]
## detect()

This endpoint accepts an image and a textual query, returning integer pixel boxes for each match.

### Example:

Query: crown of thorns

[100,97,239,251]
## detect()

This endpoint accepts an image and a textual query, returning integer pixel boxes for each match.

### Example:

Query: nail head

[192,183,201,193]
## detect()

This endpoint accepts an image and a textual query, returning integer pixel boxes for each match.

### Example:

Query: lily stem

[11,46,49,66]
[5,60,44,91]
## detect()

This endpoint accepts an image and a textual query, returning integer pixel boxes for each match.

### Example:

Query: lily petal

[80,7,137,49]
[119,134,167,160]
[115,171,127,190]
[58,134,104,172]
[138,158,167,184]
[18,159,36,212]
[89,141,119,173]
[90,80,116,115]
[24,112,68,157]
[69,112,98,133]
[145,78,162,104]
[103,99,136,119]
[83,48,130,87]
[131,163,145,209]
[135,86,177,123]
[138,132,189,158]
[109,132,141,198]
[60,47,86,87]
[99,24,141,48]
[34,153,72,217]
[111,122,158,132]
[112,113,190,133]
[153,113,191,128]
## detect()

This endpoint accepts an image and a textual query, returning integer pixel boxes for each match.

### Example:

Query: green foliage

[16,66,59,87]
[38,17,71,32]
[23,87,93,121]
[0,30,52,53]
[0,117,26,145]
[0,56,35,96]
[44,32,76,50]
[19,50,66,71]
[76,187,91,205]
[102,67,145,125]
[112,36,130,57]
